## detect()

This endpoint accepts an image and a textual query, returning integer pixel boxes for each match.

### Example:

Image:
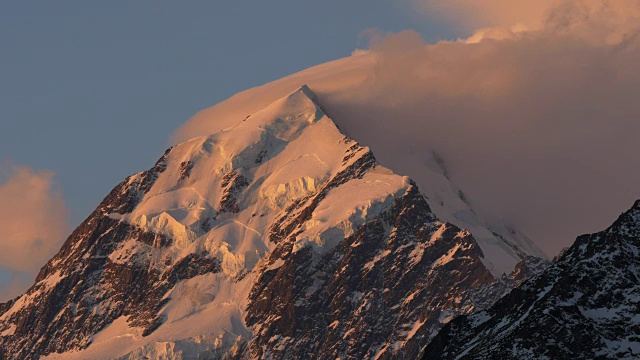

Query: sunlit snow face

[107,88,415,280]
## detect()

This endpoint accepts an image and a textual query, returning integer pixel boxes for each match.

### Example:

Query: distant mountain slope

[0,87,546,359]
[424,200,640,360]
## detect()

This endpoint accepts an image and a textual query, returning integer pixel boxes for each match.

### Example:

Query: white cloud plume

[174,1,640,257]
[0,164,69,301]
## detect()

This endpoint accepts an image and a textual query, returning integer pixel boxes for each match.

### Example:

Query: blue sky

[0,1,458,228]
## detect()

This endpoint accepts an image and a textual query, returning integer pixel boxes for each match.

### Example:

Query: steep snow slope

[174,55,547,276]
[0,87,546,359]
[424,200,640,359]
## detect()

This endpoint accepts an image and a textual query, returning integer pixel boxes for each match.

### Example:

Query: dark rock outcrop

[247,181,498,359]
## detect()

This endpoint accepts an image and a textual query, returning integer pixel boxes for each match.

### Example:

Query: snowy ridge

[415,152,547,276]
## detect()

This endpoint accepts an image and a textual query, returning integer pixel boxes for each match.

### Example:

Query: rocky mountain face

[247,183,490,359]
[424,200,640,360]
[0,151,224,359]
[0,87,546,360]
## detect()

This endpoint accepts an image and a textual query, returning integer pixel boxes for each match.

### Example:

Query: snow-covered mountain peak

[223,84,325,141]
[110,85,384,279]
[119,84,544,278]
[0,85,549,360]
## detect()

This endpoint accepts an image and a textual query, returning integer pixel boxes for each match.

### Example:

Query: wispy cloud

[174,1,640,257]
[0,163,69,301]
[415,0,640,41]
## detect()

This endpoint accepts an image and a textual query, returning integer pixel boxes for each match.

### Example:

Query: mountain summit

[0,87,545,359]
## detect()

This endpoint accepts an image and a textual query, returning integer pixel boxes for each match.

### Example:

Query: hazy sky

[2,1,640,300]
[1,1,457,227]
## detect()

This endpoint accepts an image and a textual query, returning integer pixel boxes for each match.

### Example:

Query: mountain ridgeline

[6,86,621,360]
[424,200,640,359]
